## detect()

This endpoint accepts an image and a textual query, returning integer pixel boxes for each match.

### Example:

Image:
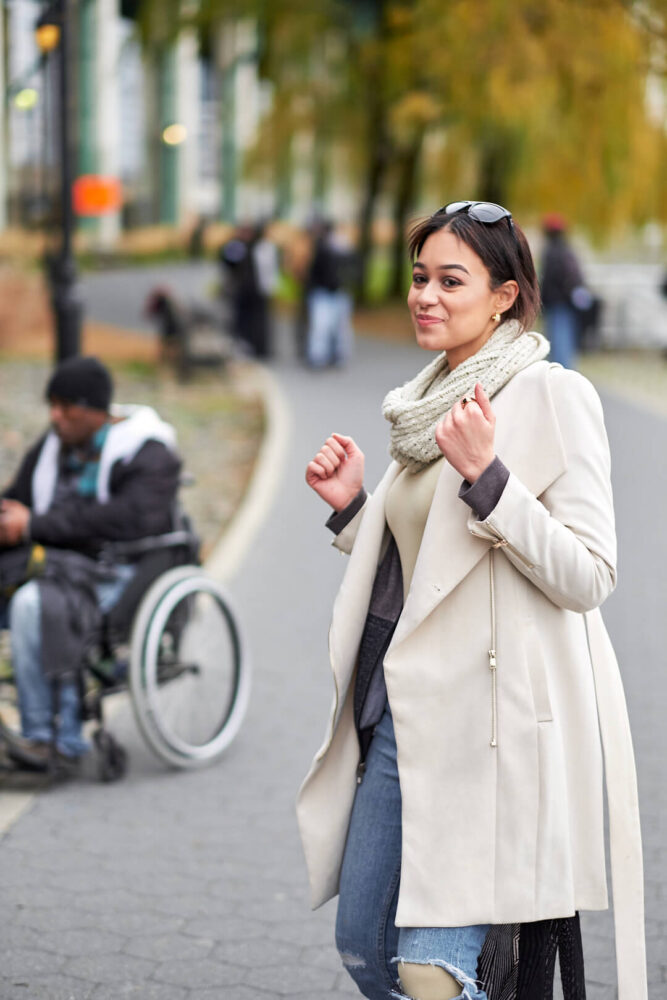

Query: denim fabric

[336,703,490,1000]
[544,304,578,370]
[306,289,354,367]
[7,564,135,757]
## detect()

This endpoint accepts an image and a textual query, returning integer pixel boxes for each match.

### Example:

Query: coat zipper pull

[488,648,498,748]
[356,760,366,785]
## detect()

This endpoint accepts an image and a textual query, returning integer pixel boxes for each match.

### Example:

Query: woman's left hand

[435,382,496,483]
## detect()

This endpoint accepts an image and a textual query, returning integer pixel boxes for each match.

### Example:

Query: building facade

[1,0,322,247]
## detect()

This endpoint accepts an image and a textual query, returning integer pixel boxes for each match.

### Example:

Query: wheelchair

[0,514,250,782]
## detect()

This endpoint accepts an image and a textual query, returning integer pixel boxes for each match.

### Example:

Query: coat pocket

[525,625,553,723]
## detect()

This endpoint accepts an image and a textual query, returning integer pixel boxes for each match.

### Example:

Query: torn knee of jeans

[339,950,367,970]
[390,956,485,1000]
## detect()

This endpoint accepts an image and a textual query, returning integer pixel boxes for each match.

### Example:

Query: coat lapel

[392,362,568,649]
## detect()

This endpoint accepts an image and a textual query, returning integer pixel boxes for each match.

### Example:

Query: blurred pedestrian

[305,220,355,368]
[282,226,314,361]
[298,201,645,999]
[188,215,208,259]
[219,222,279,358]
[540,213,587,369]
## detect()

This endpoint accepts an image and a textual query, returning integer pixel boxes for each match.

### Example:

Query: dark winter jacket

[540,235,584,308]
[2,406,181,558]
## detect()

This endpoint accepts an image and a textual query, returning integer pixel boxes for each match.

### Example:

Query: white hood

[32,404,178,513]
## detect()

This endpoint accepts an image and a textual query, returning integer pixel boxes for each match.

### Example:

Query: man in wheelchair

[0,356,182,773]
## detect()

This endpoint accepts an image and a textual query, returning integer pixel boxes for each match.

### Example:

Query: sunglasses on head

[438,200,519,248]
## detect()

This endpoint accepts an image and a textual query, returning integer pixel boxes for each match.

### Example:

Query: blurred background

[0,0,665,360]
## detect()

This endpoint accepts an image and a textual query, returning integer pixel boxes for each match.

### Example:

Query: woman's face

[407,228,518,369]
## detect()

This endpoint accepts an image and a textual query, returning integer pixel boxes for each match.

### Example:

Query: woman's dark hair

[407,208,541,330]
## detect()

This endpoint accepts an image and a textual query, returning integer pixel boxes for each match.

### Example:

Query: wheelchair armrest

[101,531,199,561]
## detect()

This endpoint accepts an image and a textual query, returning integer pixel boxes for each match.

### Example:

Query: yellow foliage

[187,0,666,239]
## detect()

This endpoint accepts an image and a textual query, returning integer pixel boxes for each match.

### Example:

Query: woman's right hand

[305,433,365,512]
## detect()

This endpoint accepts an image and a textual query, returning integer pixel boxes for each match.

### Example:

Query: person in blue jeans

[335,703,489,1000]
[300,202,643,1000]
[539,214,587,370]
[305,220,355,368]
[0,356,181,771]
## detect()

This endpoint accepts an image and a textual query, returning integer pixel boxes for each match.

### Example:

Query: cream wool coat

[296,360,646,1000]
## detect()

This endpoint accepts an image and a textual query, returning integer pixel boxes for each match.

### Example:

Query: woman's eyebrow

[413,262,470,275]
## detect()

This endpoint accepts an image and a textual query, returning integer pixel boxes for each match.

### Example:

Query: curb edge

[204,362,291,583]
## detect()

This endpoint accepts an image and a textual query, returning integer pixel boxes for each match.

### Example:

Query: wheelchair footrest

[93,728,128,782]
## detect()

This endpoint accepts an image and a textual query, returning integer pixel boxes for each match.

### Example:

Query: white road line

[0,791,35,836]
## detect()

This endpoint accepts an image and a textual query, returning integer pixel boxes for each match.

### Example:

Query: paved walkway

[80,262,221,336]
[1,316,665,999]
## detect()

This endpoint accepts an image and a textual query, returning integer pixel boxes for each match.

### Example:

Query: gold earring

[492,312,501,322]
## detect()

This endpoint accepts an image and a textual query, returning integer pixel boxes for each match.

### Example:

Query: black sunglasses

[438,200,519,248]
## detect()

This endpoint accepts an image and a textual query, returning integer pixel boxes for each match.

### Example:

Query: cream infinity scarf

[382,319,550,473]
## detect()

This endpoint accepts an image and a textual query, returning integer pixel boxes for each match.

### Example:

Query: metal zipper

[490,537,534,569]
[488,548,498,748]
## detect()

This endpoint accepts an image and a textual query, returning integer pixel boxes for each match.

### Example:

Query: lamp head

[35,23,60,52]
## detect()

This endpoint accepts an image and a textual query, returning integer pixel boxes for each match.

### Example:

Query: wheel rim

[131,573,249,765]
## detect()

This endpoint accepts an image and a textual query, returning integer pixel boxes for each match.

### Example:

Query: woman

[297,202,645,1000]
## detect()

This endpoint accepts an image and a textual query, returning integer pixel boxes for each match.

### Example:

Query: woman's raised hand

[305,433,365,512]
[435,382,496,482]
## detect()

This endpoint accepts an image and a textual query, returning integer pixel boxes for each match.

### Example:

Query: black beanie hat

[45,356,113,412]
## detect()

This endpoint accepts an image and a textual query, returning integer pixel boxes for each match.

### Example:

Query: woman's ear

[495,280,519,315]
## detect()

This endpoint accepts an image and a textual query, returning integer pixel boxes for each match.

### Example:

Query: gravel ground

[0,357,265,560]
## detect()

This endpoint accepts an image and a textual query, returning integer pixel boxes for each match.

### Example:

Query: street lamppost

[35,0,82,362]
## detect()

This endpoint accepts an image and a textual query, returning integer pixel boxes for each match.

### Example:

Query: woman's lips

[416,314,442,326]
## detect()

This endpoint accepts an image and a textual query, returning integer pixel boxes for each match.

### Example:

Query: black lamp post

[36,0,82,363]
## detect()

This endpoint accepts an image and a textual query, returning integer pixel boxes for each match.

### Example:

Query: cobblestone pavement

[1,321,665,999]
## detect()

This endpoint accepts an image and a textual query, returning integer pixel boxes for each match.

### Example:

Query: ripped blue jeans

[335,703,489,1000]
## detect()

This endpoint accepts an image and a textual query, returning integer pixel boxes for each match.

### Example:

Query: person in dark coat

[219,223,278,358]
[539,214,587,369]
[305,221,356,368]
[0,356,181,770]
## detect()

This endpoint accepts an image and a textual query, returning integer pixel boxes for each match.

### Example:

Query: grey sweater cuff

[326,487,368,535]
[458,457,510,521]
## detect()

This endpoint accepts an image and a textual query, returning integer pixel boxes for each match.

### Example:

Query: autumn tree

[137,0,666,299]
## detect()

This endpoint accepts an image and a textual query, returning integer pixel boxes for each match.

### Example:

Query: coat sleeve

[28,441,182,546]
[331,497,370,555]
[468,367,616,613]
[1,437,45,504]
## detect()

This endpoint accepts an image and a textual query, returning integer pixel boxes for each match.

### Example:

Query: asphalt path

[80,262,221,335]
[0,313,664,999]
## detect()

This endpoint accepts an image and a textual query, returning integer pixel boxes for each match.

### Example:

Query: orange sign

[72,175,123,216]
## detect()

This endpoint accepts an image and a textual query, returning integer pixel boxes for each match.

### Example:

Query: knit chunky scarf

[382,320,549,473]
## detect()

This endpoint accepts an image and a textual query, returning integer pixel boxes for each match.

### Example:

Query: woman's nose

[417,279,438,304]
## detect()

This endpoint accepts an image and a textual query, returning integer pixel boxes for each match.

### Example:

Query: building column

[0,4,7,231]
[175,30,200,227]
[157,44,178,225]
[77,0,96,235]
[95,0,122,245]
[216,24,238,223]
[75,0,121,245]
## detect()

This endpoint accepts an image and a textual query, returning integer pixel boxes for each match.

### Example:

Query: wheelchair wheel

[129,566,250,768]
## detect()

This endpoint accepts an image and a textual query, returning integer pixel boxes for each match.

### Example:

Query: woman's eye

[412,274,426,285]
[442,277,460,289]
